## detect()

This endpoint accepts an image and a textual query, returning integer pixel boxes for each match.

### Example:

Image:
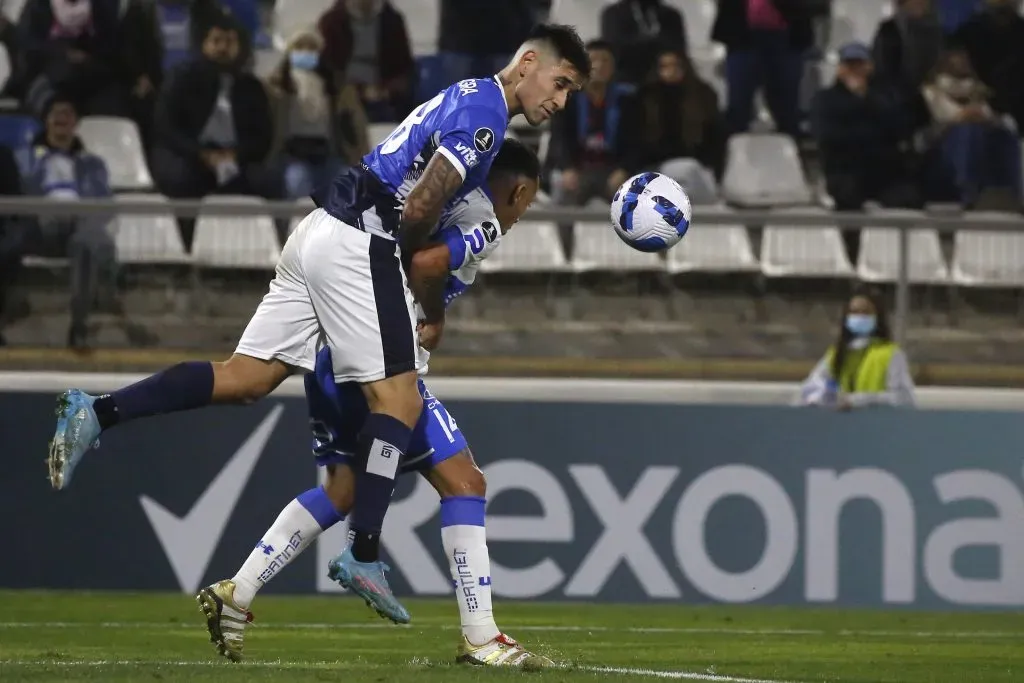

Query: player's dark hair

[526,23,591,78]
[488,138,540,182]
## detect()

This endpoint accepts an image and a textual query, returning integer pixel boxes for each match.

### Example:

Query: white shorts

[235,208,420,383]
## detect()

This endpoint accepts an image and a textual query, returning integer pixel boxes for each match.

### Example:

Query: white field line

[0,658,795,682]
[0,621,1019,639]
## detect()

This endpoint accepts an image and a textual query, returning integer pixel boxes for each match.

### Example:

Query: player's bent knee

[212,354,290,404]
[361,372,422,428]
[431,451,486,498]
[323,463,355,516]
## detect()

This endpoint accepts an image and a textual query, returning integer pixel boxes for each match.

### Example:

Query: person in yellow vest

[797,290,916,409]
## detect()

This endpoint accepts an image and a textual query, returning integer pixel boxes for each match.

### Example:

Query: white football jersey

[416,187,502,373]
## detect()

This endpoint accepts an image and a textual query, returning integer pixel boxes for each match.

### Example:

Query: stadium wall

[4,373,1022,609]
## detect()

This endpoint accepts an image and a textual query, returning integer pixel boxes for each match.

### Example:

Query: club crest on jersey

[473,128,494,153]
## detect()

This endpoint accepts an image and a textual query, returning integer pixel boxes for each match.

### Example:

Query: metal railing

[2,197,1023,347]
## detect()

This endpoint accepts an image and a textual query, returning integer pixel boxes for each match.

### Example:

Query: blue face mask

[845,314,877,337]
[289,50,319,72]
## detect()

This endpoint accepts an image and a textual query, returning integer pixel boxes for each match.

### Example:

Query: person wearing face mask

[796,289,916,409]
[150,14,278,248]
[599,0,686,85]
[266,30,370,200]
[628,47,727,205]
[922,48,1022,207]
[949,0,1024,131]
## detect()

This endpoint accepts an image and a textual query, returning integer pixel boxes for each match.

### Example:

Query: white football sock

[231,499,325,608]
[442,523,500,646]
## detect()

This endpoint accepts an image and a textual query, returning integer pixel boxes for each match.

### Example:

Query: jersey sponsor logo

[457,79,479,97]
[474,127,495,153]
[453,141,479,168]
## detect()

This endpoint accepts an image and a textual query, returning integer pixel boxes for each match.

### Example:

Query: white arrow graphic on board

[140,404,285,593]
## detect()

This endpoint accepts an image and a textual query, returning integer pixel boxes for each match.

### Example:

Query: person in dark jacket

[712,0,813,138]
[150,17,276,200]
[436,0,548,85]
[19,0,131,118]
[872,0,945,94]
[152,0,252,73]
[319,0,414,122]
[813,43,923,259]
[0,142,27,347]
[948,0,1024,131]
[628,48,727,204]
[549,40,633,208]
[600,0,686,85]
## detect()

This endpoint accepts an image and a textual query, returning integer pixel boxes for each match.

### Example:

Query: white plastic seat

[191,196,280,269]
[2,0,26,22]
[480,221,569,273]
[114,193,190,264]
[390,0,440,56]
[368,122,399,148]
[551,0,616,42]
[761,208,855,278]
[857,212,948,284]
[0,44,10,94]
[571,222,666,273]
[669,0,721,59]
[668,205,759,273]
[77,116,154,190]
[272,0,334,50]
[951,212,1024,287]
[829,0,891,52]
[721,134,813,207]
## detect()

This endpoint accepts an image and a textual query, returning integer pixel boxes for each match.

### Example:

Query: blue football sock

[93,361,214,430]
[348,413,412,562]
[297,486,346,530]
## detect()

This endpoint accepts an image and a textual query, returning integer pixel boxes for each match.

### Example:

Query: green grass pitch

[0,591,1021,682]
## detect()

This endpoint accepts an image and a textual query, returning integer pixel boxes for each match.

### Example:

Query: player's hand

[417,319,444,351]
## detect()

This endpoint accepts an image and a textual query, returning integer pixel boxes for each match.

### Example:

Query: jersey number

[464,220,499,255]
[380,93,446,155]
[432,408,459,444]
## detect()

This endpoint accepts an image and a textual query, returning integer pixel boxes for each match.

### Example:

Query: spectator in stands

[599,0,686,85]
[150,14,277,244]
[936,0,984,35]
[797,288,915,409]
[319,0,414,122]
[118,0,165,148]
[436,0,546,85]
[873,0,945,94]
[16,93,116,350]
[153,0,251,73]
[0,142,26,346]
[813,44,923,212]
[949,0,1024,131]
[922,49,1022,207]
[628,47,727,204]
[549,40,632,211]
[19,0,132,118]
[711,0,814,138]
[267,30,370,200]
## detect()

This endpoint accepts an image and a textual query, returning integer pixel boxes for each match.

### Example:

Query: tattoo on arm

[400,153,464,256]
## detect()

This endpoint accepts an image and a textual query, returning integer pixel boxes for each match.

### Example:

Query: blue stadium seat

[0,115,40,152]
[415,55,447,103]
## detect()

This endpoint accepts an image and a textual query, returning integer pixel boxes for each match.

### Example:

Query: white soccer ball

[610,172,692,253]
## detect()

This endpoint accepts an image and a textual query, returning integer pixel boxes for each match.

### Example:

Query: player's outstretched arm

[400,153,464,258]
[409,242,451,324]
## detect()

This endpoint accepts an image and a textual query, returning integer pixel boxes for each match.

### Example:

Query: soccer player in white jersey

[196,139,546,667]
[48,24,589,623]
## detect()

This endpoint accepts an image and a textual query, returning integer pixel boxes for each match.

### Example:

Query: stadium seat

[2,0,26,21]
[253,49,282,79]
[721,134,812,207]
[113,194,190,264]
[272,0,334,50]
[761,208,855,278]
[668,205,759,273]
[77,116,154,191]
[670,0,721,59]
[857,213,949,284]
[0,114,40,152]
[549,0,616,43]
[480,221,569,273]
[951,212,1024,288]
[0,44,10,94]
[828,0,891,53]
[191,196,280,269]
[571,222,666,273]
[368,122,398,148]
[391,0,440,56]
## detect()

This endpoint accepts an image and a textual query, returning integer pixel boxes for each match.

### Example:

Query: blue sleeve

[437,225,468,270]
[435,105,506,179]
